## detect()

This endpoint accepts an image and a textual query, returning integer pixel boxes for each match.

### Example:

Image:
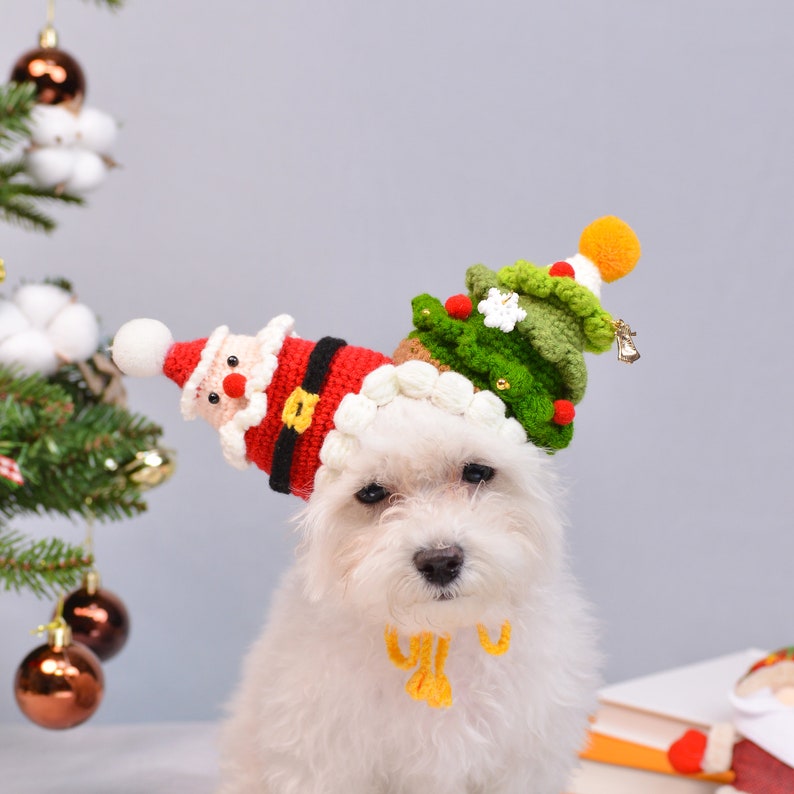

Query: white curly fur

[218,397,599,794]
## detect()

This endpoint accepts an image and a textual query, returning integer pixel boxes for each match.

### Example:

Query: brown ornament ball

[61,584,130,661]
[14,640,103,729]
[10,47,85,106]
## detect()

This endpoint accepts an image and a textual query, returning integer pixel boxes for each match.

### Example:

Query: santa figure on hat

[668,647,794,794]
[111,314,393,499]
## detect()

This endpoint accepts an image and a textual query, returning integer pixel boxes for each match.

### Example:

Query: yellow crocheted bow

[384,621,511,709]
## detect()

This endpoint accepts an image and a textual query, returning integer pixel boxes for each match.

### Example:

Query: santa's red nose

[223,373,246,399]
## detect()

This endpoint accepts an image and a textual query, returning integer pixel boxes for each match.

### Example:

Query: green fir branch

[0,365,164,525]
[0,81,86,234]
[0,82,36,151]
[0,196,57,233]
[87,0,126,9]
[0,361,167,597]
[4,181,84,204]
[0,159,26,180]
[0,530,92,598]
[0,185,84,233]
[0,150,85,234]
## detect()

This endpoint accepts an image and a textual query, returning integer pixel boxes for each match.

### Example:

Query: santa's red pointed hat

[112,315,402,498]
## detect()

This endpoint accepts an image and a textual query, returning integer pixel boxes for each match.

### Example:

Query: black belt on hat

[269,336,348,495]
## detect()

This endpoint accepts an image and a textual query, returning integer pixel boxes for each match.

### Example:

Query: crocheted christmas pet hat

[111,215,641,499]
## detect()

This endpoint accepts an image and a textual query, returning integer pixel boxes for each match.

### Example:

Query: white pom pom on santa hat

[112,318,174,377]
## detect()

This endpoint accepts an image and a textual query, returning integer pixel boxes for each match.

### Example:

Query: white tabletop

[0,722,220,794]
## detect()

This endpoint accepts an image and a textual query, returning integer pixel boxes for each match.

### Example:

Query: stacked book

[567,648,766,793]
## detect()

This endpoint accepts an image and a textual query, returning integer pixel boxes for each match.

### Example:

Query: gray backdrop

[0,0,791,726]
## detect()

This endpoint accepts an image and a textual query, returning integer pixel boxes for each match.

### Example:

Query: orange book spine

[579,731,735,784]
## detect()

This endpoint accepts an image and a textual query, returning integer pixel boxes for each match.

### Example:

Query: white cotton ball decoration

[26,147,77,188]
[0,300,31,342]
[75,107,118,153]
[14,283,73,328]
[63,149,107,194]
[112,318,174,378]
[48,303,100,362]
[0,328,60,376]
[28,105,78,147]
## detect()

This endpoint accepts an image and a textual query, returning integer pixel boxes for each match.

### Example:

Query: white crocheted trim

[702,722,737,774]
[218,314,296,470]
[181,325,228,420]
[317,360,526,485]
[565,253,602,298]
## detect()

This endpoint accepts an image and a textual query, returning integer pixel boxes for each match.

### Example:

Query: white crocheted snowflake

[477,288,527,333]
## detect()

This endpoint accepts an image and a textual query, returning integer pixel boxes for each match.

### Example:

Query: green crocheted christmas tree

[395,216,641,451]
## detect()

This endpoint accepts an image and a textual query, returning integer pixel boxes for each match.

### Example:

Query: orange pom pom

[578,216,641,283]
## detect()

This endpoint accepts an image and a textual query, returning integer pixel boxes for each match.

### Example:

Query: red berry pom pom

[223,373,247,399]
[552,400,575,425]
[549,261,575,279]
[667,730,707,775]
[444,294,473,319]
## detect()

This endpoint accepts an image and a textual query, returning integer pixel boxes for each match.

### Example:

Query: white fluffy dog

[217,397,598,794]
[112,215,641,794]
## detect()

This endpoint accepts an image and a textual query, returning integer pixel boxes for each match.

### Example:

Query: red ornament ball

[14,640,103,729]
[444,294,473,319]
[549,261,576,279]
[10,47,86,106]
[552,399,575,425]
[61,584,130,661]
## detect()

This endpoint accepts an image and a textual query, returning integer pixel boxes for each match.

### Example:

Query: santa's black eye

[227,356,239,367]
[356,483,390,504]
[208,392,220,404]
[462,463,494,484]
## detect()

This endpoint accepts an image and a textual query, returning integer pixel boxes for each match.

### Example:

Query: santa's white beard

[731,688,794,768]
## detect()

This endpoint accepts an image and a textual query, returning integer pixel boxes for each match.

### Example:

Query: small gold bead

[496,378,510,390]
[421,309,431,316]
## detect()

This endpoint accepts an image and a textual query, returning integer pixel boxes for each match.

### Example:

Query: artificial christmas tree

[1,0,172,728]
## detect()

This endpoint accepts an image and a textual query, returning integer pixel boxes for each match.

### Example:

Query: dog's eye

[227,355,239,367]
[207,392,220,405]
[462,463,494,484]
[355,482,390,504]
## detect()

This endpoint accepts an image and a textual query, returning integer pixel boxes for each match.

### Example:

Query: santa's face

[194,334,263,429]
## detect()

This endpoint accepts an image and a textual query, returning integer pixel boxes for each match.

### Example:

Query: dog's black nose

[413,545,464,587]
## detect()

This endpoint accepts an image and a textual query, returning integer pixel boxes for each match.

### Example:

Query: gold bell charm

[613,319,640,364]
